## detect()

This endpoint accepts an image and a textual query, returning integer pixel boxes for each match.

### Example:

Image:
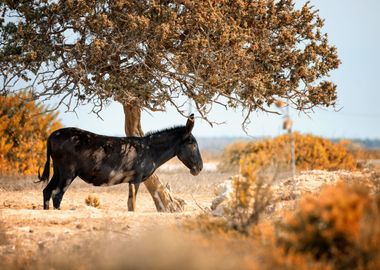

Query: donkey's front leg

[128,182,140,211]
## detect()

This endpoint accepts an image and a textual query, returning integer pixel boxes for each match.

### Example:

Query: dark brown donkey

[37,114,203,210]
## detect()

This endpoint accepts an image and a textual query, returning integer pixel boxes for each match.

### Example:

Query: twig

[190,194,210,214]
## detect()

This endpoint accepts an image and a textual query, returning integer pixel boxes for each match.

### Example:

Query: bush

[219,133,357,173]
[277,182,380,269]
[0,92,62,175]
[218,140,255,172]
[220,156,274,233]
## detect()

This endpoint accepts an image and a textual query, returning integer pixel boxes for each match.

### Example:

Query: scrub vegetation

[219,133,359,173]
[0,92,61,176]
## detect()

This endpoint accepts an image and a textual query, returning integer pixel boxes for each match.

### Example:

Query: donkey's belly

[78,169,136,186]
[106,169,135,185]
[78,174,108,186]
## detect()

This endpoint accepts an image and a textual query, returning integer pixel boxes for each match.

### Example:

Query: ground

[0,167,230,266]
[1,166,378,269]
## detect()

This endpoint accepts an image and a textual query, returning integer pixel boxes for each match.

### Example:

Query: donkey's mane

[145,125,185,138]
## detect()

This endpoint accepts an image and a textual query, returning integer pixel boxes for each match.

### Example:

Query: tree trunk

[122,104,185,212]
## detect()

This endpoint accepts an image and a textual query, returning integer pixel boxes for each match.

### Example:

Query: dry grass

[85,194,101,208]
[2,169,380,270]
[0,170,228,193]
[0,175,38,191]
[157,171,230,194]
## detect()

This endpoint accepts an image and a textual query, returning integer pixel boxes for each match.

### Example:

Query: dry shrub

[85,194,101,208]
[250,245,333,270]
[219,133,357,173]
[0,91,62,176]
[224,159,274,233]
[277,182,380,269]
[207,155,275,233]
[192,142,279,233]
[218,140,257,172]
[371,170,380,194]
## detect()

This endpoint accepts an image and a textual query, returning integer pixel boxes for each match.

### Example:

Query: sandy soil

[1,168,377,268]
[0,170,227,259]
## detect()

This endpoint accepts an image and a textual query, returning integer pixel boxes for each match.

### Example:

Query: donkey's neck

[145,128,184,168]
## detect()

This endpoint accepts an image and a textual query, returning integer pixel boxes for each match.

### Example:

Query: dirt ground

[0,169,229,262]
[1,167,378,269]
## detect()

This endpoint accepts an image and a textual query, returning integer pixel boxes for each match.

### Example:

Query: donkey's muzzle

[190,164,203,176]
[190,169,199,176]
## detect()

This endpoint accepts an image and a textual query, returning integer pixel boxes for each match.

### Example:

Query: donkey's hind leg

[52,170,76,210]
[43,168,59,210]
[128,182,140,212]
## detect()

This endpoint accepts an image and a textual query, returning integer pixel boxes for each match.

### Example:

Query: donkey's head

[176,114,203,176]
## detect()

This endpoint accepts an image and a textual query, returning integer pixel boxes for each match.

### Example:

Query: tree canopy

[0,0,340,128]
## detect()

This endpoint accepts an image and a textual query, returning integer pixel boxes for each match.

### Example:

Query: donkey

[37,114,203,210]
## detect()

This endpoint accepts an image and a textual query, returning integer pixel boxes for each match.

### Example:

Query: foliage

[0,0,339,127]
[0,92,61,175]
[188,171,380,269]
[219,133,357,172]
[219,156,274,233]
[277,182,380,269]
[218,140,255,172]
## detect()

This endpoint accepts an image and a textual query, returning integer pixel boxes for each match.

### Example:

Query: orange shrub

[221,156,274,233]
[0,92,62,175]
[218,140,254,172]
[219,133,357,172]
[277,182,380,269]
[293,133,357,171]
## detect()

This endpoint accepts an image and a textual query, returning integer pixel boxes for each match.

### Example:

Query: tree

[0,92,62,175]
[0,0,340,211]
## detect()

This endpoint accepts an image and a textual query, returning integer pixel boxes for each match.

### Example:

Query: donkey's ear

[185,113,195,133]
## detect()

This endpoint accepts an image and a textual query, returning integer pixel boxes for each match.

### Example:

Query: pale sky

[55,0,380,139]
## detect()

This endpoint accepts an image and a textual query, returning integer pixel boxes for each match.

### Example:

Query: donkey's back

[48,128,140,186]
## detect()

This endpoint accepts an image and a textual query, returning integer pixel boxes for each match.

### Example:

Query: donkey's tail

[35,137,52,183]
